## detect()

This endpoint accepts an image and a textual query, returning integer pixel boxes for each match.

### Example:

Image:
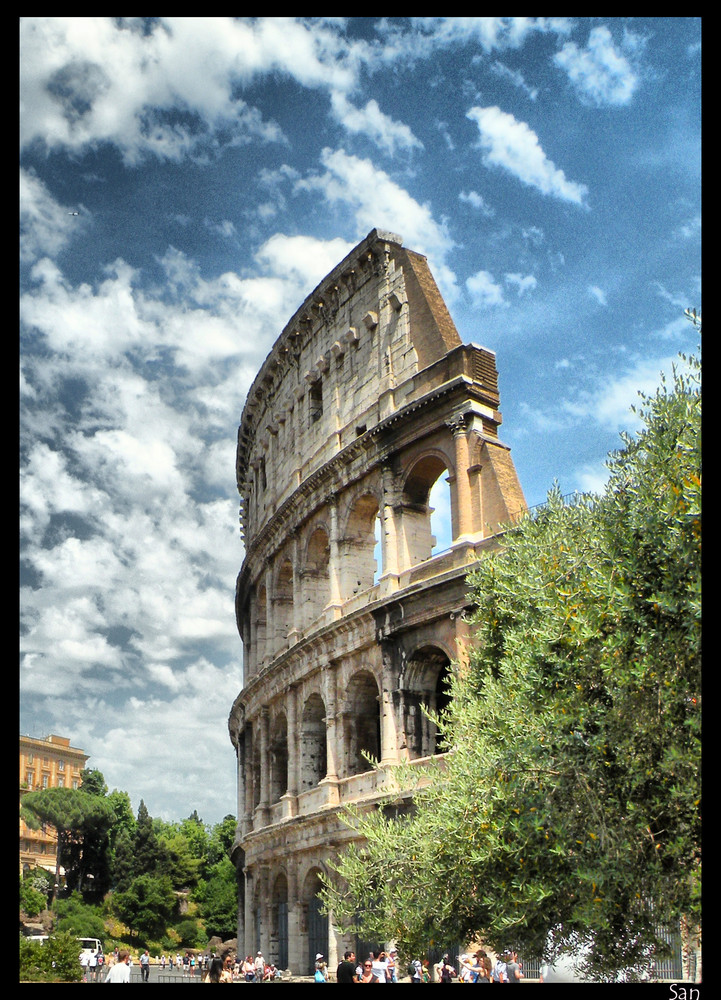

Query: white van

[78,937,103,958]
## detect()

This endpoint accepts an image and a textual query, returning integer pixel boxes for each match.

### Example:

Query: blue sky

[20,17,701,825]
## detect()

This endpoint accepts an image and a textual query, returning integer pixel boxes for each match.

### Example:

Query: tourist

[242,955,255,982]
[371,951,389,982]
[337,951,358,984]
[505,951,524,983]
[140,949,151,982]
[358,959,380,984]
[491,954,508,983]
[105,950,131,983]
[436,954,457,983]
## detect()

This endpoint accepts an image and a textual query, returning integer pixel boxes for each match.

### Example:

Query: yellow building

[20,734,89,880]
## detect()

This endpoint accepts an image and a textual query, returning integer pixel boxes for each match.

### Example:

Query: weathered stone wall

[228,230,526,974]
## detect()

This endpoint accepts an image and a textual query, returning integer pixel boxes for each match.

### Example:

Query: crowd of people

[84,942,530,983]
[329,947,527,983]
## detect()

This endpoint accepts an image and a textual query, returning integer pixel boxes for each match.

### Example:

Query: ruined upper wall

[237,230,463,543]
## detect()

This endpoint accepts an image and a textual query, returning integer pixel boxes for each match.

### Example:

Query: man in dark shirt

[337,951,358,984]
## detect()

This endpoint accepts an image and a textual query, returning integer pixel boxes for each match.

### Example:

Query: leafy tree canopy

[322,350,701,982]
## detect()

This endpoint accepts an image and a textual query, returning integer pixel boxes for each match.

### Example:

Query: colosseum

[228,228,526,975]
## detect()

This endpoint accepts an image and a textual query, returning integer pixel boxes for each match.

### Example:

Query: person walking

[140,949,151,982]
[105,950,131,983]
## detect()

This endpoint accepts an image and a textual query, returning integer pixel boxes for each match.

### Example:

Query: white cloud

[20,168,85,264]
[563,355,684,432]
[467,105,589,206]
[330,92,423,155]
[459,189,495,217]
[505,272,537,296]
[588,285,607,306]
[466,269,506,308]
[19,17,361,163]
[298,148,458,301]
[554,25,638,106]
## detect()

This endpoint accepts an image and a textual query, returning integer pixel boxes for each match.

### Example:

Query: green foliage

[322,351,701,981]
[19,880,47,918]
[175,917,205,948]
[80,767,109,797]
[21,785,115,899]
[19,931,83,983]
[194,855,239,940]
[54,890,107,939]
[111,873,176,939]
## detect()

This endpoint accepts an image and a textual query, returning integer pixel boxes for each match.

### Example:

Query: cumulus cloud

[19,17,364,163]
[459,189,495,217]
[467,105,589,206]
[554,25,638,106]
[466,269,506,308]
[330,92,423,155]
[505,272,537,296]
[297,148,458,300]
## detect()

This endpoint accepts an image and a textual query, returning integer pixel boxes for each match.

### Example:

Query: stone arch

[254,582,268,669]
[400,453,453,566]
[343,669,382,776]
[402,645,453,759]
[271,871,289,970]
[269,712,289,802]
[303,526,330,626]
[300,692,327,790]
[274,557,295,651]
[340,491,381,600]
[301,867,328,976]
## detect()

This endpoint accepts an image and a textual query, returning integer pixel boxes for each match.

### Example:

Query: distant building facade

[228,230,526,974]
[20,733,88,879]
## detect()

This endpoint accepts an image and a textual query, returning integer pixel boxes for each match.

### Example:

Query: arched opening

[300,694,327,790]
[344,670,382,776]
[275,559,294,651]
[271,872,289,970]
[304,528,330,626]
[269,713,288,802]
[303,868,328,976]
[341,493,381,599]
[254,583,268,668]
[402,646,452,758]
[401,455,452,567]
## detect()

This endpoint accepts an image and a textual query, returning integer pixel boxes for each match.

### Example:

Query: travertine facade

[228,230,526,974]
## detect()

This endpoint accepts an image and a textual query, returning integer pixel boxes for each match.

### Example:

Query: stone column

[258,707,270,823]
[259,865,270,959]
[236,734,246,830]
[243,865,254,959]
[326,496,343,618]
[287,863,302,975]
[448,412,473,541]
[379,641,400,766]
[281,684,299,819]
[243,723,254,834]
[321,662,340,805]
[378,462,400,591]
[290,532,302,643]
[265,567,274,662]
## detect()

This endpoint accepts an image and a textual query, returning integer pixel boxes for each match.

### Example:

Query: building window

[58,759,65,771]
[309,380,323,423]
[42,775,48,788]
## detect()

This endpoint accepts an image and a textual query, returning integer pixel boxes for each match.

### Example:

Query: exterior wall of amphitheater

[228,229,526,974]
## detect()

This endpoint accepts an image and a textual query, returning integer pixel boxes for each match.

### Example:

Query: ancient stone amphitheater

[228,229,526,974]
